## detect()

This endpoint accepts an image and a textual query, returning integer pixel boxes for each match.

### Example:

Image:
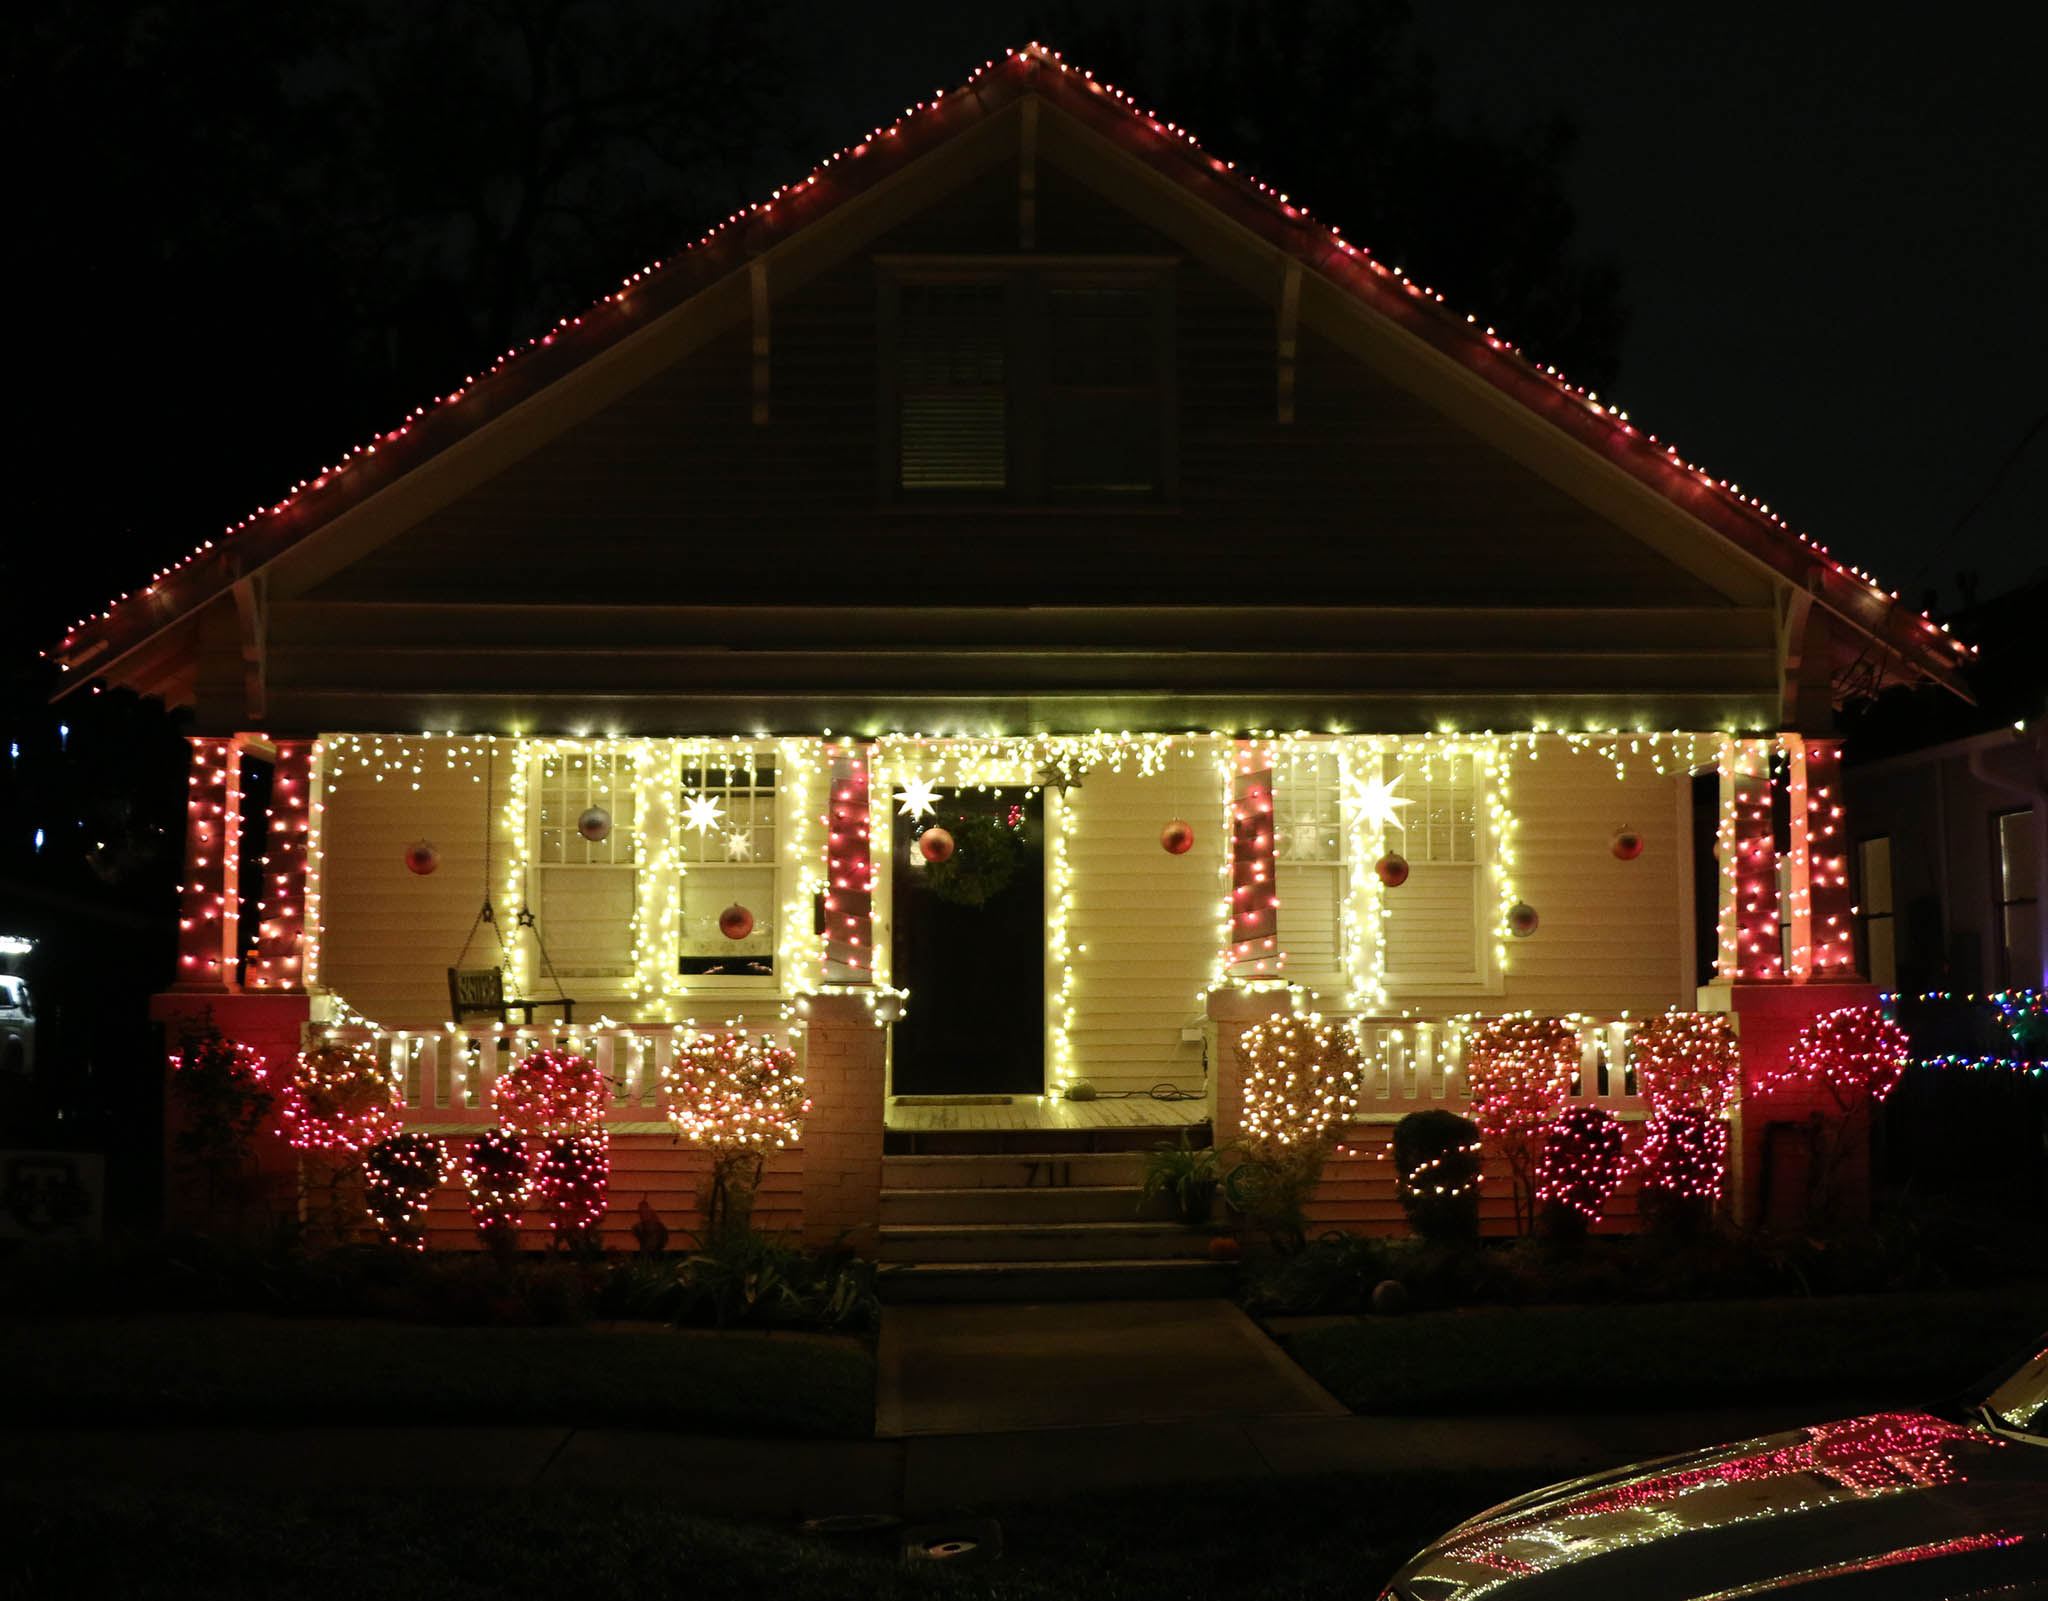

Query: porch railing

[305,1023,768,1128]
[1341,1014,1647,1121]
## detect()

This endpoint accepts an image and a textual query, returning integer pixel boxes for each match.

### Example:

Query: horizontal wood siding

[1308,1123,1648,1238]
[1065,762,1220,1098]
[1393,756,1690,1017]
[414,1136,802,1252]
[269,137,1777,734]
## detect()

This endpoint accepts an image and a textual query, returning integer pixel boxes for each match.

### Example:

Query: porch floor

[883,1094,1208,1134]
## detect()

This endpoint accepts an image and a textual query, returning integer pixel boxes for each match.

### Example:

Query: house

[54,45,1973,1277]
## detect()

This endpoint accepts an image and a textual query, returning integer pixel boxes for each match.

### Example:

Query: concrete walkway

[876,1299,1347,1437]
[3,1295,1877,1519]
[2,1402,1860,1519]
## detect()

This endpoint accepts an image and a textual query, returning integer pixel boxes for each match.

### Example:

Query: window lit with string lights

[530,751,636,979]
[1379,750,1493,991]
[1856,835,1896,992]
[1270,744,1497,998]
[882,259,1176,505]
[676,754,777,982]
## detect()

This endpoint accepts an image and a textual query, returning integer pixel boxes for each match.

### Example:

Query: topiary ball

[1370,1279,1410,1317]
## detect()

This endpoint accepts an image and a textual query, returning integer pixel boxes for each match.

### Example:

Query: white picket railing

[1342,1014,1647,1120]
[305,1023,759,1128]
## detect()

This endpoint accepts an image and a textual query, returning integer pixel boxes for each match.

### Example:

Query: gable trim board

[53,46,1968,715]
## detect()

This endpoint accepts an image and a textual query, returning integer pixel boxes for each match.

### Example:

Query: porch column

[1799,738,1857,978]
[247,737,315,993]
[1227,744,1279,978]
[821,741,874,984]
[1716,738,1782,981]
[173,735,241,991]
[800,994,885,1253]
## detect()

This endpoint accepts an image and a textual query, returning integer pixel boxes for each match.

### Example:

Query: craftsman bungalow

[58,46,1970,1277]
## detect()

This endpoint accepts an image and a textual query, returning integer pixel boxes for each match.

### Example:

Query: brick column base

[152,992,311,1232]
[799,995,886,1255]
[1205,987,1292,1149]
[1701,981,1880,1229]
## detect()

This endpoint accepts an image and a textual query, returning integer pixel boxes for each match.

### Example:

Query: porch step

[877,1221,1217,1264]
[881,1185,1176,1226]
[878,1258,1234,1303]
[883,1122,1211,1157]
[882,1152,1148,1190]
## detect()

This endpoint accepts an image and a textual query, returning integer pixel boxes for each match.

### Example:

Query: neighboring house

[54,46,1971,1271]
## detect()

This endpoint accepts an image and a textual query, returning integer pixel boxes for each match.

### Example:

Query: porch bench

[447,966,576,1028]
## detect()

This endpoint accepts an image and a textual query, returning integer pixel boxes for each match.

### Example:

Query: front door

[889,787,1045,1095]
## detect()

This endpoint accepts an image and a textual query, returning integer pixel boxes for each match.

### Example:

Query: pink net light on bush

[1534,1104,1629,1223]
[1774,1005,1911,1109]
[279,1042,397,1153]
[493,1048,610,1137]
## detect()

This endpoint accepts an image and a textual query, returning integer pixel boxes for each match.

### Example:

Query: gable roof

[51,42,1971,702]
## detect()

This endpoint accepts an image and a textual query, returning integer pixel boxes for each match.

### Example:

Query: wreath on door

[918,814,1026,907]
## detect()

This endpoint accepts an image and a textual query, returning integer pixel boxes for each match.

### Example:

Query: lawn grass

[1277,1282,2048,1415]
[5,1471,1540,1601]
[0,1314,875,1438]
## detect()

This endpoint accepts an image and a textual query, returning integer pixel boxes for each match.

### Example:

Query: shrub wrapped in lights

[660,1031,809,1237]
[1631,1011,1740,1227]
[493,1048,611,1137]
[1391,1108,1483,1242]
[1773,1005,1912,1110]
[1464,1015,1579,1233]
[279,1042,396,1153]
[462,1127,531,1255]
[1533,1103,1628,1238]
[1229,1013,1360,1251]
[1631,1011,1741,1117]
[167,1016,275,1225]
[363,1132,451,1250]
[1769,1004,1911,1221]
[531,1133,611,1255]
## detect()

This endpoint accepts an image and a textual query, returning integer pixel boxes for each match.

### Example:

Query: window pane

[1046,287,1157,494]
[900,285,1006,490]
[1859,837,1893,917]
[1867,916,1897,992]
[2005,904,2042,989]
[1999,810,2037,903]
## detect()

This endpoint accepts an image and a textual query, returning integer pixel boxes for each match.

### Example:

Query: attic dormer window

[883,259,1175,504]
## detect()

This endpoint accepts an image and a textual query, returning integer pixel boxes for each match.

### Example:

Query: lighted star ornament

[894,776,939,821]
[681,793,726,834]
[1347,770,1411,838]
[724,830,755,862]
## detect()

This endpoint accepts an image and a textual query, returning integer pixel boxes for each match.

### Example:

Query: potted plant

[1139,1131,1220,1226]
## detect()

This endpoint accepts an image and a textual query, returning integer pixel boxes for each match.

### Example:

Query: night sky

[10,2,2044,652]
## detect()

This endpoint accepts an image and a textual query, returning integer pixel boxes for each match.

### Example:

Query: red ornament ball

[918,826,956,864]
[404,840,440,876]
[577,805,612,842]
[1611,826,1644,861]
[1206,1234,1241,1262]
[1508,901,1540,938]
[717,903,755,941]
[1160,819,1195,855]
[1376,853,1410,888]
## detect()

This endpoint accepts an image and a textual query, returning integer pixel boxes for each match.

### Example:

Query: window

[1270,746,1492,995]
[886,264,1173,503]
[1271,748,1347,988]
[533,752,636,978]
[676,758,777,980]
[1856,835,1896,991]
[1379,752,1486,987]
[1995,808,2040,988]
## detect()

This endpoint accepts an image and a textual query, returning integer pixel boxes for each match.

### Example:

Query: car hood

[1386,1412,2048,1600]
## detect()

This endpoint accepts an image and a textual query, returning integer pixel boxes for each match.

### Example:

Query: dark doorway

[890,787,1045,1095]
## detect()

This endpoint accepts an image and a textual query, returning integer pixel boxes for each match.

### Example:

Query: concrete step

[883,1122,1211,1156]
[877,1221,1218,1264]
[882,1152,1149,1190]
[878,1258,1235,1303]
[880,1185,1178,1226]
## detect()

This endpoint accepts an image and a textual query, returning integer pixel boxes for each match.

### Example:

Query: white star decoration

[681,793,725,834]
[894,776,939,820]
[724,830,755,861]
[1347,772,1412,837]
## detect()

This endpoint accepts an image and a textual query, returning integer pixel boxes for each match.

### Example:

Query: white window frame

[1375,748,1497,995]
[527,748,639,984]
[670,750,782,994]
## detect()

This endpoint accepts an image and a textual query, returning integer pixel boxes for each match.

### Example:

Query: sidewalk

[2,1403,1867,1519]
